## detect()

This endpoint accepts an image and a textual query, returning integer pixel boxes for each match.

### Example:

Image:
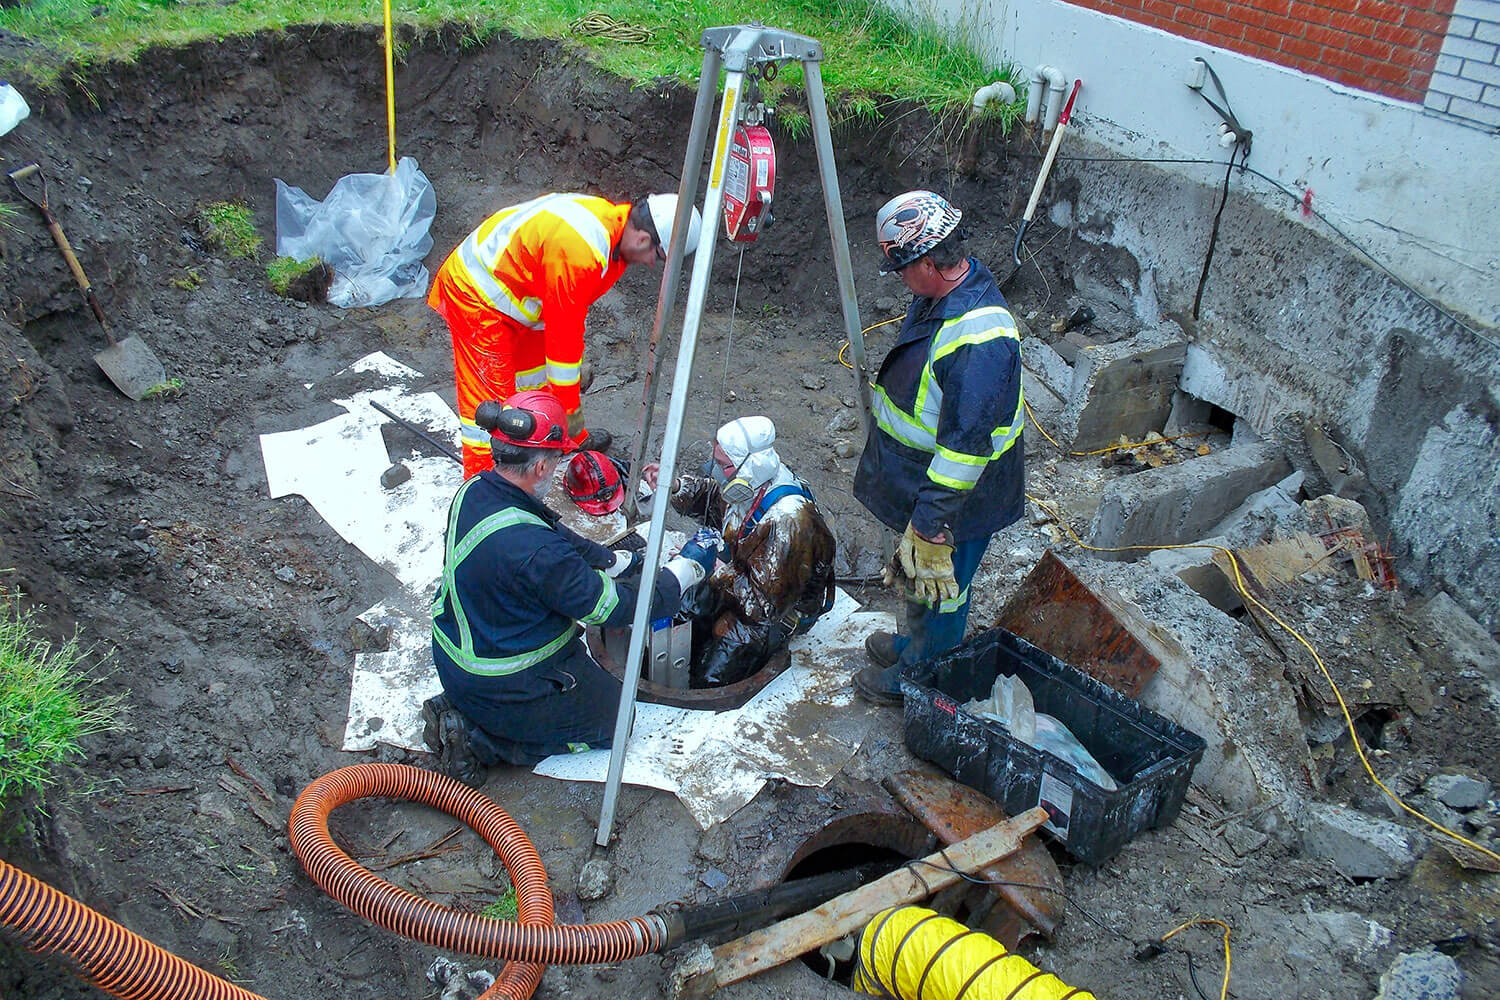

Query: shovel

[7,163,167,400]
[1001,79,1082,290]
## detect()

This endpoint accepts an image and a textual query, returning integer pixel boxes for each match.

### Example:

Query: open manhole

[587,627,795,712]
[775,812,934,986]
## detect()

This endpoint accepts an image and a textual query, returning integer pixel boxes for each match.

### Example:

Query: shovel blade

[94,335,167,401]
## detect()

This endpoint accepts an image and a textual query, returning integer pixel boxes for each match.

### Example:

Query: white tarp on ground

[260,352,882,827]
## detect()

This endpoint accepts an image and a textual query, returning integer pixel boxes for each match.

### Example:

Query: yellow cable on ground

[1162,918,1231,1000]
[1026,493,1500,868]
[382,0,396,173]
[853,906,1094,1000]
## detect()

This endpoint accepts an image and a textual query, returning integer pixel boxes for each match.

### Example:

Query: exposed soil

[1,25,1497,1000]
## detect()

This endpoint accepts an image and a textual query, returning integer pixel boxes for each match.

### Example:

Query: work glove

[566,409,586,443]
[605,549,642,579]
[679,527,726,577]
[894,522,958,607]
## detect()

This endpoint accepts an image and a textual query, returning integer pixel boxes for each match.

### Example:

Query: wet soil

[0,24,1496,1000]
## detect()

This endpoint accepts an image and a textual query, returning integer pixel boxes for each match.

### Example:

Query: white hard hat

[647,193,703,257]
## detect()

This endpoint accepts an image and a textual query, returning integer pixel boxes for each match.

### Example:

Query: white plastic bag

[274,156,435,308]
[964,672,1118,790]
[0,82,30,137]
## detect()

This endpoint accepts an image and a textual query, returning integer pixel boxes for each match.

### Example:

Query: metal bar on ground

[370,400,462,465]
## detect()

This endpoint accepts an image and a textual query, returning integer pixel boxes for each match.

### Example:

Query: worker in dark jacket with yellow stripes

[853,190,1024,705]
[422,390,722,786]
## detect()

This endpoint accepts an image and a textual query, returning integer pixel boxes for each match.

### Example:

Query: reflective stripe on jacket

[431,193,630,413]
[853,258,1025,542]
[431,473,682,700]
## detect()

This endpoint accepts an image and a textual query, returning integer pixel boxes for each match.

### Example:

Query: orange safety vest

[431,193,630,415]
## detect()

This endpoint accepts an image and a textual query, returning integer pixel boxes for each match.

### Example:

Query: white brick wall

[1429,1,1500,128]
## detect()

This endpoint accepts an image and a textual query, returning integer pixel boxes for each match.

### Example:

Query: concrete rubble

[1298,803,1428,880]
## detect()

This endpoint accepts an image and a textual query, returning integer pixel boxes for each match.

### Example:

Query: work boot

[420,694,453,755]
[578,427,613,454]
[437,708,488,789]
[864,631,901,670]
[853,664,903,707]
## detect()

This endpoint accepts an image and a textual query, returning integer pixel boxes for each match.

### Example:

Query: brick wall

[1062,0,1458,103]
[1427,0,1500,125]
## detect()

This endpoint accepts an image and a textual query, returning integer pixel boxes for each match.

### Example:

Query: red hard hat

[564,450,625,515]
[489,390,573,450]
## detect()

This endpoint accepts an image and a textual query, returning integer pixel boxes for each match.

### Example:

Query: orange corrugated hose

[0,855,267,1000]
[288,764,668,972]
[1,763,669,1000]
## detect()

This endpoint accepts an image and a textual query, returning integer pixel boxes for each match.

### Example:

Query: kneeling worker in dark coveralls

[422,389,723,786]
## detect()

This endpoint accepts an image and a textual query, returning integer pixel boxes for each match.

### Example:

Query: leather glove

[566,409,585,442]
[896,522,958,607]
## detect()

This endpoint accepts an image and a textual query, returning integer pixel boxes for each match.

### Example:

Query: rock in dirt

[380,463,412,489]
[698,867,730,893]
[1375,950,1462,1000]
[1299,803,1427,879]
[828,409,859,433]
[1425,773,1492,811]
[577,858,614,901]
[427,957,496,1000]
[833,440,858,459]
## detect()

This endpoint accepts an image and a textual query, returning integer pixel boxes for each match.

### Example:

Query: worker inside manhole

[627,415,838,689]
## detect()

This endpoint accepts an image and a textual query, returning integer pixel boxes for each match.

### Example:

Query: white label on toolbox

[1038,771,1073,840]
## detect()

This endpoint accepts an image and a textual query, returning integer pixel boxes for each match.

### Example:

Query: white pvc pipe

[1024,67,1046,125]
[972,80,1016,113]
[1041,65,1068,131]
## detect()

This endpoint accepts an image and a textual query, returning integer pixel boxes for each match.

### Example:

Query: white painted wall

[887,0,1500,327]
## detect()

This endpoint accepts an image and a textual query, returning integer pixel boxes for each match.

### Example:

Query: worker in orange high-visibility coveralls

[429,192,703,478]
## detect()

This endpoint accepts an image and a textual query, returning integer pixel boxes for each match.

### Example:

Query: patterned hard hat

[564,450,625,515]
[874,190,963,274]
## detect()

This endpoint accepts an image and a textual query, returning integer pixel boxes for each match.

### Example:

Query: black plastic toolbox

[900,627,1207,865]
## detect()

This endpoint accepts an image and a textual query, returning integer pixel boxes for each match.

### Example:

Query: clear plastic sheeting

[274,157,435,308]
[964,673,1119,791]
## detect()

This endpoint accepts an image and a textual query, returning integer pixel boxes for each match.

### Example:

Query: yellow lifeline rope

[382,0,397,173]
[1027,492,1500,869]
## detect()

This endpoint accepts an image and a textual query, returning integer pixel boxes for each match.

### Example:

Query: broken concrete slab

[1413,592,1500,710]
[1053,557,1311,812]
[1375,950,1462,1000]
[1020,337,1074,401]
[1426,773,1492,812]
[1058,327,1186,451]
[1298,803,1427,879]
[1087,441,1292,560]
[1392,402,1500,632]
[1178,343,1313,437]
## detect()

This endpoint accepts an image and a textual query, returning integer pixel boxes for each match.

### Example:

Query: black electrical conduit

[0,762,879,999]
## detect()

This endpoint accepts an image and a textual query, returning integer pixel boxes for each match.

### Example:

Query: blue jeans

[892,536,991,668]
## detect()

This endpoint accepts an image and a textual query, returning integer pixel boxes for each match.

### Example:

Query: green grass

[0,590,121,802]
[0,201,17,231]
[480,886,518,921]
[196,202,261,259]
[0,0,1021,128]
[142,375,184,398]
[266,255,322,296]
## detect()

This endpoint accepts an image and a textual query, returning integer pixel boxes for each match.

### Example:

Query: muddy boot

[420,694,453,754]
[853,664,903,706]
[864,631,901,669]
[438,709,488,789]
[578,427,613,454]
